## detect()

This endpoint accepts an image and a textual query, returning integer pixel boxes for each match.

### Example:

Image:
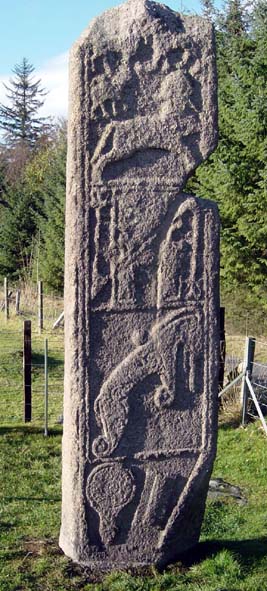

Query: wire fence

[248,338,267,421]
[218,332,267,435]
[1,282,267,434]
[0,282,64,326]
[0,316,64,430]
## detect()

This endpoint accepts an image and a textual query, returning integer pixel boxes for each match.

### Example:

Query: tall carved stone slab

[60,0,220,569]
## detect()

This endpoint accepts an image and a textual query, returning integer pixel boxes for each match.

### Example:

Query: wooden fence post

[4,277,9,320]
[16,289,21,315]
[38,280,43,334]
[241,336,255,426]
[24,320,32,422]
[219,307,226,392]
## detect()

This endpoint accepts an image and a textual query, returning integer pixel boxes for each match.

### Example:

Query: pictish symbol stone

[60,0,220,570]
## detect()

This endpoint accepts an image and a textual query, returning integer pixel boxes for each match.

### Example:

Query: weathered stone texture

[60,0,220,569]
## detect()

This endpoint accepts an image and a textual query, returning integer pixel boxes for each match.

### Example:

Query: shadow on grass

[32,352,64,368]
[58,537,267,585]
[2,496,61,502]
[219,417,242,429]
[0,521,17,532]
[179,537,267,568]
[0,425,62,436]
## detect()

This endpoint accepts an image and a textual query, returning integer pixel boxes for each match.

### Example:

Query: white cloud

[37,52,69,120]
[0,52,69,123]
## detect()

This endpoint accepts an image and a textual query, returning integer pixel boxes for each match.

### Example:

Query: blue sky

[0,0,221,120]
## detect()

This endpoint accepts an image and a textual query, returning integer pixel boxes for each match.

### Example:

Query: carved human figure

[158,197,202,306]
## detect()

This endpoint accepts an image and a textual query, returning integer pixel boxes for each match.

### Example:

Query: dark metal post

[24,320,32,422]
[241,336,255,426]
[219,307,226,392]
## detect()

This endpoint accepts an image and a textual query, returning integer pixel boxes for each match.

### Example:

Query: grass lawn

[0,311,64,427]
[1,420,267,591]
[1,304,267,590]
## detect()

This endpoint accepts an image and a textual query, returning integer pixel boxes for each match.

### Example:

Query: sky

[0,0,221,122]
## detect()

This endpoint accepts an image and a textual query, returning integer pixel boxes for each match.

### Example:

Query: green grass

[1,305,267,590]
[0,310,64,426]
[1,421,267,591]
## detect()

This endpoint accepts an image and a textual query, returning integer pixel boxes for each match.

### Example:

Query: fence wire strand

[0,296,64,427]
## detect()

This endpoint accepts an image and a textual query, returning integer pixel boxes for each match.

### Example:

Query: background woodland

[0,0,266,309]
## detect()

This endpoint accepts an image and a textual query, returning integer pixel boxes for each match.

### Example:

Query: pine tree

[0,182,38,280]
[201,0,216,21]
[0,150,9,209]
[223,0,247,35]
[38,124,67,292]
[188,0,267,304]
[0,125,63,283]
[0,58,48,149]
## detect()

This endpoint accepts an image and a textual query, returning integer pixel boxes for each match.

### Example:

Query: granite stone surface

[60,0,220,569]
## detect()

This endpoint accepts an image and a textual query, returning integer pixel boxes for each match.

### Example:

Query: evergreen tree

[0,150,9,209]
[223,0,247,35]
[200,0,216,21]
[0,58,48,149]
[37,124,67,292]
[189,0,267,303]
[1,2,267,300]
[0,182,38,280]
[0,124,65,284]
